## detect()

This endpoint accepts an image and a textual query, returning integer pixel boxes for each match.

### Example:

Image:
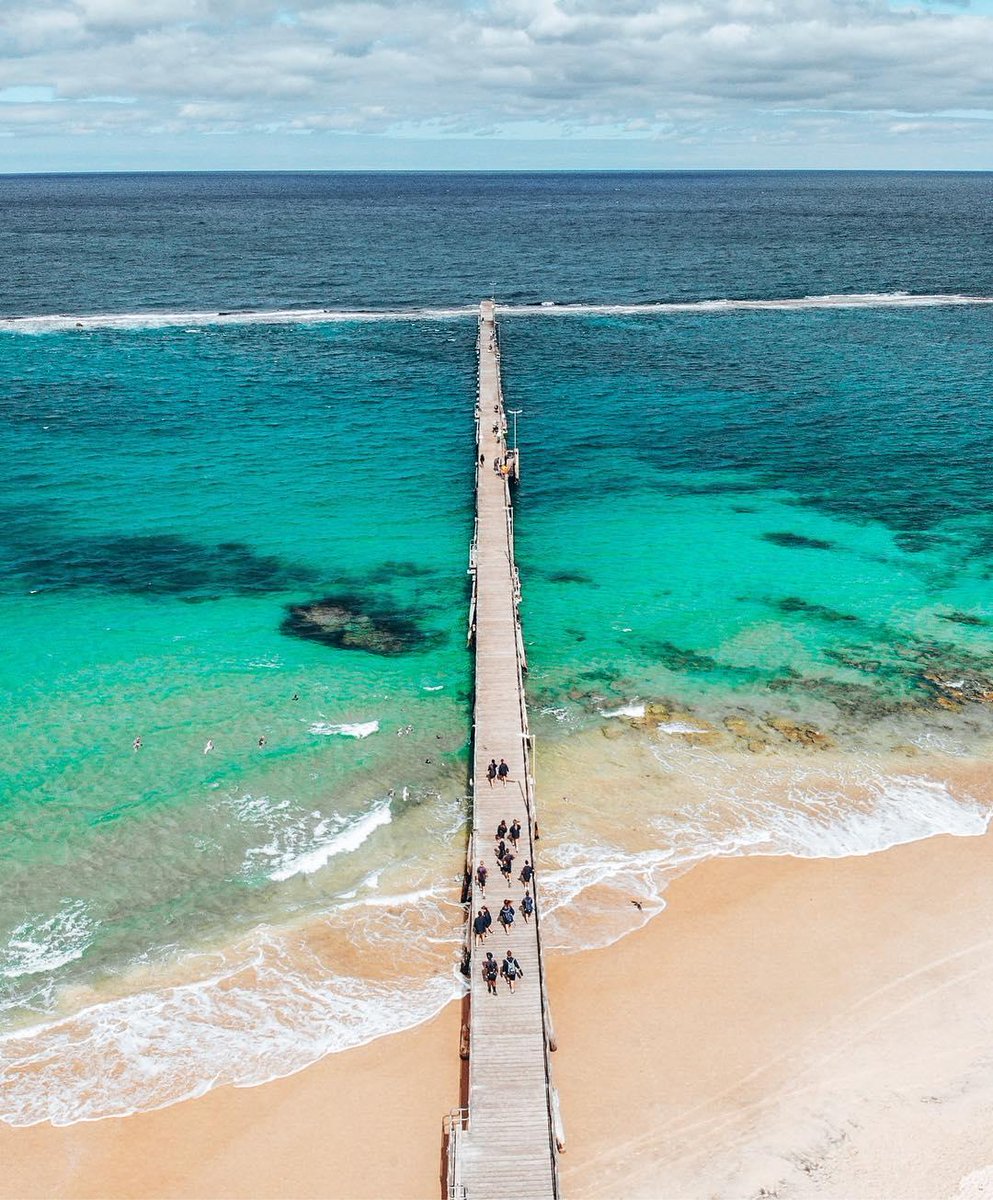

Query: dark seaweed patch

[777,596,859,623]
[15,534,317,597]
[280,594,444,656]
[762,531,835,551]
[361,560,438,584]
[547,570,596,586]
[646,640,722,673]
[938,611,987,627]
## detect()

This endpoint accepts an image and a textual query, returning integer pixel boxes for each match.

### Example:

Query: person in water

[133,736,142,752]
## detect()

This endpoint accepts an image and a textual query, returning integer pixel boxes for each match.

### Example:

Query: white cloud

[1,0,992,162]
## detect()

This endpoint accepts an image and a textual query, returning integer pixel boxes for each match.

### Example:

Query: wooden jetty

[444,302,561,1200]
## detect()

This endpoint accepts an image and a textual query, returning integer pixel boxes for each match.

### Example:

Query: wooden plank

[448,302,559,1200]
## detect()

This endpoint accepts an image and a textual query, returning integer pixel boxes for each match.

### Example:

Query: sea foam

[1,903,96,982]
[536,762,991,953]
[267,800,393,882]
[0,930,461,1127]
[4,292,993,334]
[308,720,379,738]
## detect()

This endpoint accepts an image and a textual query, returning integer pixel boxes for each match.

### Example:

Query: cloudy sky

[2,0,993,171]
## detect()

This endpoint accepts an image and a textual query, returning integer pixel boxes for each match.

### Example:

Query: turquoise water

[0,322,477,1026]
[4,172,993,1124]
[510,308,993,738]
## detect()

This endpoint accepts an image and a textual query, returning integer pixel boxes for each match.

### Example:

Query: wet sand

[5,764,993,1198]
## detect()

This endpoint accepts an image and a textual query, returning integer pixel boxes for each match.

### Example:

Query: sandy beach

[6,804,993,1200]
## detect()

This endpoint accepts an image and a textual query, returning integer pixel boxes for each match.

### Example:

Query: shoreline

[6,814,993,1198]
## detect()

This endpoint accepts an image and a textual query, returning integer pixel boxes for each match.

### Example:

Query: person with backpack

[519,860,534,887]
[473,909,489,946]
[501,951,523,993]
[499,899,515,934]
[482,952,499,996]
[520,891,534,923]
[508,818,521,848]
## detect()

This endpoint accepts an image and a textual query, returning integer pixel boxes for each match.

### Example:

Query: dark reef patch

[360,560,438,584]
[280,594,444,656]
[777,596,859,624]
[15,534,317,597]
[547,570,597,586]
[643,640,769,685]
[762,531,835,551]
[937,610,987,628]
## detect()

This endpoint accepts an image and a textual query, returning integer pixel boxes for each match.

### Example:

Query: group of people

[472,814,536,996]
[485,757,510,787]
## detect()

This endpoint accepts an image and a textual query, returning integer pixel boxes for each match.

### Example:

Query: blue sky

[2,0,993,172]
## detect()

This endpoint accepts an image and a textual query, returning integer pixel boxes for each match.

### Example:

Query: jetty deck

[446,302,559,1200]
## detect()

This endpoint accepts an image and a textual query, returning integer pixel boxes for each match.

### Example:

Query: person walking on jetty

[499,899,515,934]
[496,818,508,840]
[501,951,523,993]
[476,860,488,895]
[508,818,521,848]
[519,860,534,888]
[497,758,509,785]
[473,909,489,947]
[481,905,493,936]
[501,852,515,881]
[520,891,534,924]
[486,760,497,788]
[495,838,507,862]
[483,952,499,996]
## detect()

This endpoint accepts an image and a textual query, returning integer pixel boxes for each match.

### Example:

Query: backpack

[504,958,520,979]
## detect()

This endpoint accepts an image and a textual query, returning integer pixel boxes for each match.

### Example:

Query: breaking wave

[0,928,461,1127]
[3,292,992,334]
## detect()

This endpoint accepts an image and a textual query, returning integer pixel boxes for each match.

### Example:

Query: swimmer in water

[133,736,142,752]
[204,739,214,754]
[258,735,266,748]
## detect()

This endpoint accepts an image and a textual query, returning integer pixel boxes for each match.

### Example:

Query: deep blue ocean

[2,171,993,1125]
